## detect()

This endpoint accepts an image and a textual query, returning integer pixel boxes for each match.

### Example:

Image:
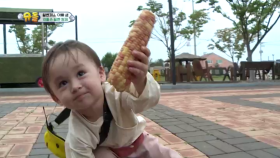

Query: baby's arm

[65,142,117,158]
[65,138,96,158]
[123,72,161,113]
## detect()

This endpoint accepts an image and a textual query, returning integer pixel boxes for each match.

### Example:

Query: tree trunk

[247,51,256,81]
[15,35,21,54]
[231,56,236,81]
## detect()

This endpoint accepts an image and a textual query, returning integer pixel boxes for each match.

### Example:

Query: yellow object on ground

[153,69,161,82]
[196,76,201,81]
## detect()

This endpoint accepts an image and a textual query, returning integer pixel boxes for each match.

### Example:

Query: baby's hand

[127,46,150,95]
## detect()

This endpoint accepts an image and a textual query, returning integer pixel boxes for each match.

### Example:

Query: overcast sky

[0,0,279,63]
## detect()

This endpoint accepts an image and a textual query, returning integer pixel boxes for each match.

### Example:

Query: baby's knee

[94,147,118,158]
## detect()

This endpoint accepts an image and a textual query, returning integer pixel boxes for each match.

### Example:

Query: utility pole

[259,42,265,61]
[183,0,197,55]
[168,0,176,85]
[192,0,197,56]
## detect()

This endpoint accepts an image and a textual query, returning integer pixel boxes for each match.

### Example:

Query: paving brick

[197,125,226,130]
[254,135,280,147]
[152,118,179,123]
[29,148,53,155]
[176,131,207,138]
[222,137,257,145]
[173,115,194,118]
[182,135,217,143]
[8,144,33,156]
[177,117,197,124]
[36,134,46,143]
[0,130,8,135]
[8,127,27,134]
[56,132,67,139]
[163,111,189,117]
[158,121,186,126]
[177,124,199,132]
[162,125,186,133]
[235,142,273,151]
[143,115,161,119]
[263,148,280,157]
[155,113,174,119]
[160,134,184,144]
[3,134,38,139]
[209,152,256,158]
[190,142,224,156]
[247,150,279,158]
[51,128,68,133]
[190,116,210,122]
[0,144,14,157]
[207,140,241,153]
[32,143,47,149]
[164,143,194,151]
[190,121,217,127]
[177,149,205,157]
[49,154,59,158]
[27,155,49,158]
[218,129,248,138]
[26,126,43,133]
[206,130,234,139]
[0,125,14,131]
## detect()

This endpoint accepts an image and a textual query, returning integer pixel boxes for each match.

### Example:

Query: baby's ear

[99,66,106,82]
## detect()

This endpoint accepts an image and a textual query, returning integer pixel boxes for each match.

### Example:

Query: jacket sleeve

[123,72,161,113]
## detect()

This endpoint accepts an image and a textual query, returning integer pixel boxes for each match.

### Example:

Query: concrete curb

[0,81,279,92]
[159,81,280,90]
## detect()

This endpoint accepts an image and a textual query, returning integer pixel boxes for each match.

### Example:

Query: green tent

[0,8,56,87]
[0,8,78,87]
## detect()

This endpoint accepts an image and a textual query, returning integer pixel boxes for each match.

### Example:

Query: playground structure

[150,52,280,83]
[0,7,78,88]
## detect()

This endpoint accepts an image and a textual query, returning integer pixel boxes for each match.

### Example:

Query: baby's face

[48,50,105,110]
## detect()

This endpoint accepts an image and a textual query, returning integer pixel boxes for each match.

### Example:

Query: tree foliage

[208,28,245,63]
[150,59,164,67]
[197,0,280,61]
[8,23,63,54]
[101,52,118,71]
[129,0,209,58]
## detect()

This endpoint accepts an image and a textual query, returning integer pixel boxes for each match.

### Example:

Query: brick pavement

[0,96,205,158]
[159,88,280,157]
[1,88,280,157]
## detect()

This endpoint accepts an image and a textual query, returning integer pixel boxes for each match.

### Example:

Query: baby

[42,40,182,158]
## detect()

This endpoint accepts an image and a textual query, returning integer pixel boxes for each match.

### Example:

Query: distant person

[42,40,182,158]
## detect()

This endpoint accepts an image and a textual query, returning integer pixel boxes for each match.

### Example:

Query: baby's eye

[59,81,68,87]
[77,71,85,77]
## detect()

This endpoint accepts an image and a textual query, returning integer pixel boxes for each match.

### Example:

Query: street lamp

[168,0,176,85]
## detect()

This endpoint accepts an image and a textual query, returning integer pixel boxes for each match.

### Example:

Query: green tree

[129,0,209,58]
[101,52,118,71]
[150,59,164,67]
[9,23,63,54]
[197,0,280,62]
[207,28,245,64]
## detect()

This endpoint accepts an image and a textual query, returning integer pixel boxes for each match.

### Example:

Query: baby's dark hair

[42,40,101,96]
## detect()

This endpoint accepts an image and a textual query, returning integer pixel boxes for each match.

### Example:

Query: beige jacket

[65,72,161,158]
